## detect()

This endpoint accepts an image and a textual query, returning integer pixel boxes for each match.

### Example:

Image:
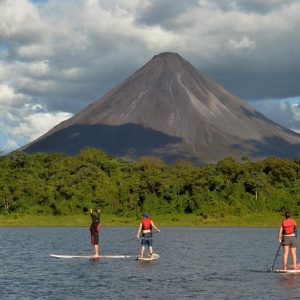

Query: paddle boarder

[136,213,160,258]
[278,211,297,270]
[90,208,101,257]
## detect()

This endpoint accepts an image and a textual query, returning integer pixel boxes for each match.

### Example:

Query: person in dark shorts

[136,213,160,258]
[90,208,101,257]
[278,211,297,270]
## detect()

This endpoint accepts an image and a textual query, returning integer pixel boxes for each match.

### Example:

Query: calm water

[0,227,300,299]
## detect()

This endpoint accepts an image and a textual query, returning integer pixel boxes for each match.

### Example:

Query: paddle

[133,230,160,240]
[271,243,282,271]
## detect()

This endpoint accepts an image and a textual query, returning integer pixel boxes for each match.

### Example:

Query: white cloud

[0,0,47,42]
[226,36,256,51]
[0,84,71,152]
[22,111,72,141]
[291,104,300,121]
[15,44,54,59]
[0,84,30,106]
[0,102,72,152]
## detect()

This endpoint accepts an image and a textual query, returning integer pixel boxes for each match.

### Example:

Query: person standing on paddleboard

[278,211,297,270]
[90,208,101,257]
[136,213,160,258]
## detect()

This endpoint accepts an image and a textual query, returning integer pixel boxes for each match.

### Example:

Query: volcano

[23,52,300,164]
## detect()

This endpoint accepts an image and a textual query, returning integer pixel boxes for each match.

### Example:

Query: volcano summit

[23,52,300,164]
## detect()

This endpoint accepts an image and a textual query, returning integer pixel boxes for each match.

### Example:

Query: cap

[143,212,149,218]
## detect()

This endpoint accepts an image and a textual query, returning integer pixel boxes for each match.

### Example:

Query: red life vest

[282,218,296,235]
[142,217,152,230]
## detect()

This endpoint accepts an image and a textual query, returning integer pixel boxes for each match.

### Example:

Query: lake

[0,227,299,299]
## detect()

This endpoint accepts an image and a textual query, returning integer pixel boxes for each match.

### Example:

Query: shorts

[141,232,153,248]
[282,235,297,247]
[91,234,99,245]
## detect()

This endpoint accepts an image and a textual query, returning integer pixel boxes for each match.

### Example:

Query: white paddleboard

[49,254,131,259]
[136,253,160,261]
[273,269,300,274]
[273,263,300,273]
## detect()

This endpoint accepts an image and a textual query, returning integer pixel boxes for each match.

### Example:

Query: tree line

[1,148,300,218]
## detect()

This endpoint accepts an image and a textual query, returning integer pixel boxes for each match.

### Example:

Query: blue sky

[1,0,300,153]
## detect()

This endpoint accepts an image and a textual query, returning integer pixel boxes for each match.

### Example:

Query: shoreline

[0,212,287,227]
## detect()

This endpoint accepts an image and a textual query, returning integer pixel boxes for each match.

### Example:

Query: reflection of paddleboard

[136,253,160,261]
[49,254,131,259]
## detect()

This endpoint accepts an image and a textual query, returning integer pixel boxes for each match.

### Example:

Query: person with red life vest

[136,213,160,258]
[90,208,101,257]
[278,211,297,270]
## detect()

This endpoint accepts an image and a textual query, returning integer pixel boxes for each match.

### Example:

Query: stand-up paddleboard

[273,269,300,274]
[273,264,300,273]
[49,254,131,259]
[136,253,160,262]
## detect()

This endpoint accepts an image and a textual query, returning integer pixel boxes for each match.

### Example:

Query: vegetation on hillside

[0,148,300,221]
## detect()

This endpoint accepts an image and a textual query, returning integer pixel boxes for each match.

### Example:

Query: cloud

[251,98,300,133]
[230,0,297,14]
[0,0,47,45]
[226,36,256,51]
[0,87,72,152]
[0,0,300,152]
[0,82,71,152]
[136,0,199,28]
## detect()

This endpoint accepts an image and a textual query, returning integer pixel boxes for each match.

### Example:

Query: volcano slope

[23,52,300,164]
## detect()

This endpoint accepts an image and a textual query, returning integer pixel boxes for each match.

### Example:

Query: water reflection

[277,274,300,299]
[278,274,299,287]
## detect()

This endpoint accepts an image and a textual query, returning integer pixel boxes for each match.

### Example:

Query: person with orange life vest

[89,208,101,257]
[136,213,160,258]
[278,211,297,270]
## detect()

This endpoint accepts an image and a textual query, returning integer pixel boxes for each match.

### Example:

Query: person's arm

[136,223,142,238]
[151,221,160,232]
[278,224,283,243]
[97,210,101,233]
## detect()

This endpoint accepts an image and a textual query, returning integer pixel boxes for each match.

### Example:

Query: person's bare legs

[283,245,289,270]
[140,246,145,258]
[94,244,99,257]
[149,246,153,256]
[291,246,297,269]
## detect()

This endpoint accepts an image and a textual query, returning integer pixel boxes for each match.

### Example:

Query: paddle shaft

[271,243,282,270]
[134,230,160,240]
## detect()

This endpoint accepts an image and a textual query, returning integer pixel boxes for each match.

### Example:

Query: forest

[0,148,300,222]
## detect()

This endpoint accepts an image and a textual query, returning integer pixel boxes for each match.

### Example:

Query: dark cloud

[204,68,300,101]
[137,0,198,28]
[233,0,297,14]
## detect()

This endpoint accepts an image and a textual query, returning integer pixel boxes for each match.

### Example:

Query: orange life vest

[282,218,296,235]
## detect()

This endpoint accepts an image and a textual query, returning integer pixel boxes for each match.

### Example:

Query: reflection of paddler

[278,211,297,270]
[90,208,101,257]
[136,213,160,258]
